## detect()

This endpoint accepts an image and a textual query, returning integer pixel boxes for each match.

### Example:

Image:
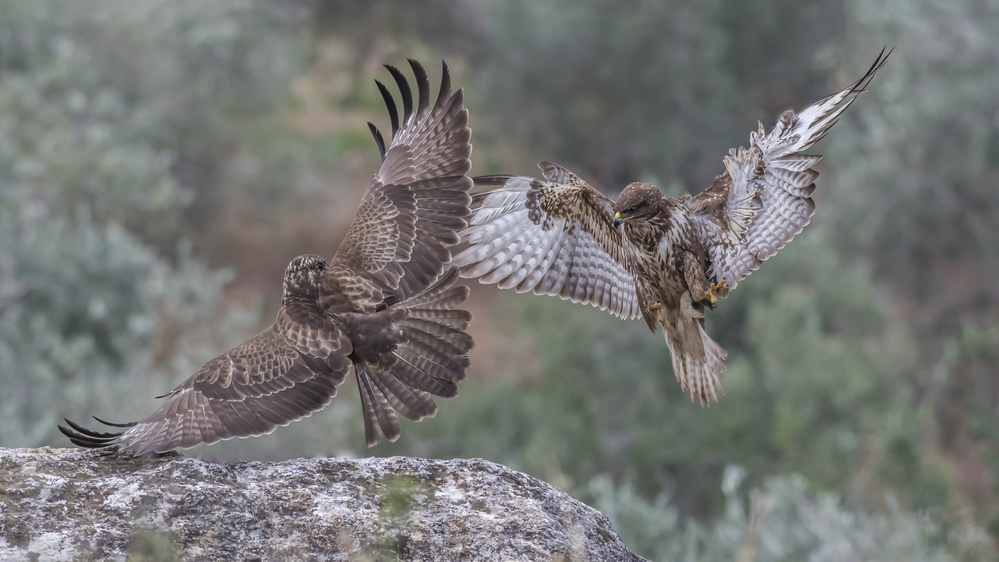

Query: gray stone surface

[0,447,646,561]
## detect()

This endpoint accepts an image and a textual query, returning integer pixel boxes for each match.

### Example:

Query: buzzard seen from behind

[453,50,890,405]
[60,60,474,454]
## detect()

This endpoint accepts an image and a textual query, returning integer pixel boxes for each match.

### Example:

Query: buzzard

[60,60,474,454]
[452,50,889,405]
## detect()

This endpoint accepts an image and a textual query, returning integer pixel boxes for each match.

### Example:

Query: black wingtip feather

[814,46,892,106]
[852,46,892,95]
[64,417,116,437]
[408,58,430,115]
[368,122,387,159]
[375,80,400,135]
[871,46,893,82]
[434,60,452,112]
[384,64,413,123]
[92,415,138,428]
[59,418,124,448]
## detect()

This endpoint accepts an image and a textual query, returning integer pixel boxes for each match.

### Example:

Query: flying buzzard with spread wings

[453,50,889,405]
[60,60,474,454]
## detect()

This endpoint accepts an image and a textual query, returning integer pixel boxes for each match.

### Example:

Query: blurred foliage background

[1,0,997,559]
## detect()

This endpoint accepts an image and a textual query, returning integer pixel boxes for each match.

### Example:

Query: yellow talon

[646,300,663,313]
[701,279,728,305]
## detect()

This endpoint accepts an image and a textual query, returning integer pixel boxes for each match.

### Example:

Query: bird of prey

[60,60,475,454]
[453,50,889,405]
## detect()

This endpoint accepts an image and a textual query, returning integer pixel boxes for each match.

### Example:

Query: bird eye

[626,206,637,214]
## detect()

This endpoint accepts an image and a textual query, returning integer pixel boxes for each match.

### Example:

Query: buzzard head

[613,182,662,227]
[282,254,328,305]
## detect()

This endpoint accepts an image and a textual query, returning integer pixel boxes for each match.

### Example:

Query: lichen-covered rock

[0,447,645,561]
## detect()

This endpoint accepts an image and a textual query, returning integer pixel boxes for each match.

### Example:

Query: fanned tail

[662,314,727,405]
[356,268,474,446]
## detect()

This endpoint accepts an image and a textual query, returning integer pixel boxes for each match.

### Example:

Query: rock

[0,447,646,561]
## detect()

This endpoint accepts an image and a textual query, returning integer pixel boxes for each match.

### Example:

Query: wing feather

[330,60,472,303]
[691,48,890,289]
[61,314,353,455]
[493,219,554,290]
[454,165,641,320]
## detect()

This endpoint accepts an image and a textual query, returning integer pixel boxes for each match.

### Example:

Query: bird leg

[681,251,726,308]
[645,300,668,325]
[700,279,728,306]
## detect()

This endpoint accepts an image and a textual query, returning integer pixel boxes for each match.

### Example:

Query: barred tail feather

[393,267,473,399]
[356,368,402,447]
[663,317,727,405]
[357,268,474,447]
[401,269,471,312]
[370,367,439,419]
[405,307,472,330]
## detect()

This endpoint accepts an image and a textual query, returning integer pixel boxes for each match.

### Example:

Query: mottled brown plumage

[60,60,474,454]
[453,50,889,404]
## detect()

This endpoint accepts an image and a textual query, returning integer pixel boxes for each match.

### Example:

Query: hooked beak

[613,211,623,228]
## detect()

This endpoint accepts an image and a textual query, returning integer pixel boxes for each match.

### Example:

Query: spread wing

[690,48,890,290]
[453,161,641,320]
[329,59,472,303]
[59,309,351,455]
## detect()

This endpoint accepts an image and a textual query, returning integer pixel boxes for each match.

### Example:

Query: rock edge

[0,447,645,561]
